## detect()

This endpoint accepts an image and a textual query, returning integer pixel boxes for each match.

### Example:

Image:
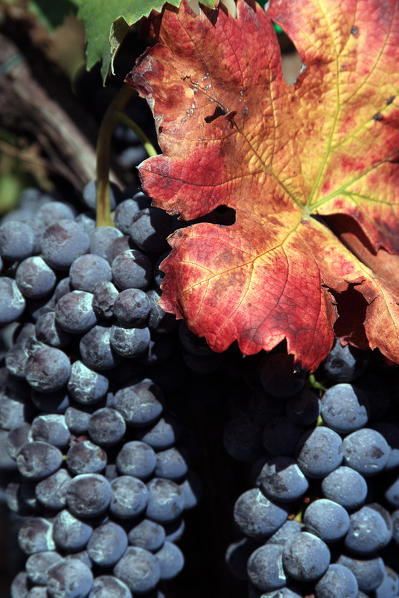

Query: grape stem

[96,84,158,227]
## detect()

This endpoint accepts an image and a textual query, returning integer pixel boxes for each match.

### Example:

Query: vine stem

[114,111,158,157]
[96,83,157,226]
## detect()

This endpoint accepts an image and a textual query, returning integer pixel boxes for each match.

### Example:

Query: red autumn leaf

[127,0,399,372]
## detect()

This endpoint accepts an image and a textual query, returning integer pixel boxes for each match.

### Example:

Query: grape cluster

[224,344,399,597]
[0,184,200,598]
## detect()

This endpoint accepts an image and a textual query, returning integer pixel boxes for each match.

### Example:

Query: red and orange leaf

[127,0,399,371]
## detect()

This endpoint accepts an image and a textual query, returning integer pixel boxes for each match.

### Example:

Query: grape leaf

[76,0,218,84]
[128,0,399,371]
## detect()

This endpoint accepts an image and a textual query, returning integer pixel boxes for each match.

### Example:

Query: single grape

[113,288,151,327]
[0,220,35,261]
[345,505,392,554]
[35,468,71,510]
[0,278,26,326]
[315,563,358,598]
[87,407,126,446]
[337,555,385,591]
[17,441,63,480]
[16,256,56,299]
[89,226,124,262]
[66,473,111,518]
[69,254,112,292]
[320,383,369,434]
[110,475,149,519]
[342,428,391,476]
[87,521,128,567]
[53,509,93,551]
[285,388,320,426]
[128,519,165,552]
[92,281,119,320]
[155,447,188,480]
[116,440,156,479]
[375,566,399,598]
[65,407,91,434]
[29,414,70,447]
[26,551,63,586]
[67,361,109,405]
[82,180,119,212]
[25,345,71,393]
[303,499,350,542]
[146,478,185,523]
[233,488,288,539]
[79,326,118,371]
[257,456,309,502]
[111,249,152,290]
[296,426,343,478]
[155,541,184,580]
[136,414,180,450]
[247,543,286,591]
[55,291,97,334]
[41,219,90,270]
[47,558,93,598]
[323,339,367,382]
[110,325,151,358]
[66,440,107,474]
[18,517,55,554]
[282,532,330,582]
[113,546,161,594]
[88,576,132,598]
[114,379,163,426]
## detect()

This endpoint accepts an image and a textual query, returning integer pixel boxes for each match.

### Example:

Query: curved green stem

[96,84,134,227]
[114,111,158,157]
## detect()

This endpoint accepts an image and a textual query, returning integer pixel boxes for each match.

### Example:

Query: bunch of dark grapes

[0,184,201,598]
[224,344,399,598]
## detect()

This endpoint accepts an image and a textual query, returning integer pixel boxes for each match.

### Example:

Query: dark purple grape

[233,488,287,539]
[257,456,309,502]
[16,441,63,479]
[342,429,391,476]
[247,543,286,591]
[337,555,385,592]
[65,407,91,435]
[323,338,367,382]
[75,212,96,235]
[47,558,93,598]
[36,200,75,230]
[315,564,358,598]
[29,414,70,447]
[155,541,184,580]
[69,254,112,292]
[26,551,63,585]
[106,235,131,264]
[136,414,180,450]
[18,517,55,554]
[67,360,109,405]
[16,256,56,299]
[66,440,107,474]
[154,447,188,480]
[285,388,320,426]
[146,289,177,334]
[35,468,71,510]
[345,505,392,554]
[87,407,126,446]
[321,466,367,510]
[0,278,25,325]
[10,572,29,598]
[82,179,119,212]
[53,509,93,551]
[146,478,185,523]
[114,379,163,426]
[0,393,27,430]
[25,345,71,393]
[88,575,132,598]
[92,281,119,320]
[66,473,111,519]
[35,311,71,348]
[110,325,151,358]
[113,288,151,327]
[0,220,35,261]
[113,547,160,594]
[89,226,123,262]
[296,427,343,478]
[127,206,173,253]
[114,198,143,234]
[303,499,350,542]
[55,291,97,334]
[110,475,149,519]
[7,422,30,459]
[111,249,152,290]
[116,440,156,479]
[41,219,90,270]
[79,326,118,371]
[258,353,307,398]
[282,532,330,582]
[128,519,165,551]
[320,383,369,434]
[87,521,128,567]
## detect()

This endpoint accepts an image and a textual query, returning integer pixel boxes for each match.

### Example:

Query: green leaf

[28,0,78,30]
[77,0,218,85]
